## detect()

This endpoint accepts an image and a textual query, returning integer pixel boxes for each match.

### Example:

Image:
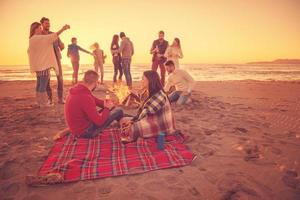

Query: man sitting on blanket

[55,70,124,139]
[164,60,195,105]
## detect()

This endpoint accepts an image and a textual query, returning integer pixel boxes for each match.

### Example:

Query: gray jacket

[119,37,134,59]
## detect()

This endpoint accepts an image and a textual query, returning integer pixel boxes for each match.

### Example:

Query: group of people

[28,17,195,143]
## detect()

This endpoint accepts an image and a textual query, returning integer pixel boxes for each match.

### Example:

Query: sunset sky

[0,0,299,65]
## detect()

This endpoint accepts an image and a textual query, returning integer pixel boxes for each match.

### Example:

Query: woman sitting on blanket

[120,70,176,143]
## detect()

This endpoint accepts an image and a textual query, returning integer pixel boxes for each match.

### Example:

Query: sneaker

[58,99,65,104]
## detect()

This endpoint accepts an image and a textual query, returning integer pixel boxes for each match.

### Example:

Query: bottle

[105,91,111,104]
[105,91,110,100]
[157,132,165,150]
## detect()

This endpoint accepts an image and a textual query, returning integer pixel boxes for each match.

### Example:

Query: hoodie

[119,37,134,59]
[64,84,110,136]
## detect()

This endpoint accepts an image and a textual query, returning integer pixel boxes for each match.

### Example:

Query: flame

[110,82,131,104]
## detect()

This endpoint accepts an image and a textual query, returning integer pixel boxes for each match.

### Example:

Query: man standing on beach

[150,31,169,86]
[119,32,134,89]
[164,60,195,105]
[40,17,65,104]
[67,37,93,85]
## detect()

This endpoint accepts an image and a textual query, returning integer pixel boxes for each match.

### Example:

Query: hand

[120,117,132,126]
[53,128,69,141]
[104,100,115,110]
[181,91,190,96]
[62,24,70,31]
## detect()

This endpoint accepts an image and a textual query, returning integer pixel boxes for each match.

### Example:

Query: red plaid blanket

[38,129,195,182]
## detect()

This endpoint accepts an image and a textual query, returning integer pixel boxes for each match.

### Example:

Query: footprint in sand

[1,182,20,196]
[143,180,167,191]
[164,174,180,184]
[218,179,259,200]
[282,170,300,190]
[0,160,17,180]
[125,181,139,191]
[188,187,201,197]
[244,144,261,162]
[234,127,248,134]
[139,194,159,200]
[22,195,46,200]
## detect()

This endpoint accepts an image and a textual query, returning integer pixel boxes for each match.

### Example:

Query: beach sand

[0,80,300,200]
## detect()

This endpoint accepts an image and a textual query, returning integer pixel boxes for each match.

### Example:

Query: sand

[0,80,300,200]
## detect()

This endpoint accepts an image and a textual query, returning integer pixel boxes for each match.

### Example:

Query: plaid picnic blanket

[38,129,195,182]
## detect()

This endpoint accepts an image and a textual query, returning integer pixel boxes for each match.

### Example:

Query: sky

[0,0,299,65]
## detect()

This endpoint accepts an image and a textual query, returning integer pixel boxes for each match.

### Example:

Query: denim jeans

[152,57,167,86]
[121,58,132,87]
[168,91,191,105]
[81,107,124,138]
[46,75,64,102]
[36,75,50,93]
[113,56,123,82]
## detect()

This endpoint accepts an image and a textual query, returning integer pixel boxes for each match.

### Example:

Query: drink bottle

[157,132,165,150]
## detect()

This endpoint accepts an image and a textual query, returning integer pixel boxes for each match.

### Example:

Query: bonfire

[109,83,145,108]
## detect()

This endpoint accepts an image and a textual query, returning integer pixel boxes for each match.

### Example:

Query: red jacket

[64,84,110,136]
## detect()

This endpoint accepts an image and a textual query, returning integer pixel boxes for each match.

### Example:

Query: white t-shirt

[164,69,195,93]
[28,33,59,75]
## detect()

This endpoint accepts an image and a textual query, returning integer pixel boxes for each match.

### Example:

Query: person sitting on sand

[57,70,124,139]
[91,42,106,84]
[119,70,176,143]
[67,37,93,84]
[28,22,70,107]
[164,60,195,105]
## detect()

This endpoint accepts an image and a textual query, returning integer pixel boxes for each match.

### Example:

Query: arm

[46,25,69,44]
[139,94,166,119]
[178,48,183,58]
[164,46,170,58]
[118,41,124,53]
[67,45,70,57]
[78,46,92,54]
[164,75,172,92]
[150,41,156,54]
[93,96,105,108]
[131,41,134,56]
[82,96,110,126]
[56,24,70,37]
[182,70,195,93]
[58,37,65,51]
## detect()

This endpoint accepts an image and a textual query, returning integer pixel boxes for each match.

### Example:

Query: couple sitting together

[57,60,192,142]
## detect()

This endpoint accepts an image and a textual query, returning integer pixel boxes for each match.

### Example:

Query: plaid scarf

[133,90,168,121]
[127,90,175,140]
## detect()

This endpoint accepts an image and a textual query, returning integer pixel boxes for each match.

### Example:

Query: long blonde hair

[29,22,41,38]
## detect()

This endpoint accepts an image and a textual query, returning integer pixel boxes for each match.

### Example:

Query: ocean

[0,64,300,81]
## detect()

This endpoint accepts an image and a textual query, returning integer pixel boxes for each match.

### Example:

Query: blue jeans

[121,58,132,87]
[81,107,124,138]
[113,56,123,82]
[168,91,191,105]
[36,75,50,93]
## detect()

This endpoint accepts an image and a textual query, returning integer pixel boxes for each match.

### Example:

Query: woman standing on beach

[164,38,183,68]
[28,22,70,107]
[119,70,176,142]
[91,42,106,84]
[111,34,123,85]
